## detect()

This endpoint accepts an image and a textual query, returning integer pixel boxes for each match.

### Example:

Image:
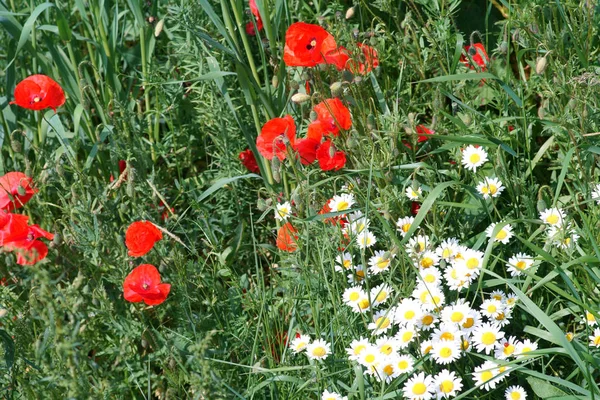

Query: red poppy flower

[352,44,379,75]
[276,222,298,252]
[411,201,421,215]
[283,22,337,67]
[293,137,320,165]
[245,0,263,35]
[11,75,65,112]
[316,140,346,171]
[3,224,54,266]
[109,160,127,183]
[415,125,435,142]
[125,221,163,257]
[123,264,171,306]
[0,172,38,211]
[318,201,346,225]
[239,148,260,173]
[256,115,296,161]
[325,46,351,71]
[313,98,352,136]
[0,211,29,246]
[460,43,489,71]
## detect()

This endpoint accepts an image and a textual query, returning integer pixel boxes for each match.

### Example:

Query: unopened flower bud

[290,80,300,90]
[535,56,548,75]
[154,19,165,37]
[309,110,318,122]
[272,75,279,88]
[345,7,355,19]
[330,82,343,97]
[271,157,281,183]
[367,114,376,130]
[291,93,311,104]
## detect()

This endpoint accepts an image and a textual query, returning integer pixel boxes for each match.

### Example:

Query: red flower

[245,0,263,35]
[239,148,260,173]
[0,211,29,246]
[415,125,435,142]
[318,201,346,225]
[0,172,38,211]
[460,43,489,71]
[411,201,421,215]
[293,138,320,165]
[325,47,350,71]
[125,221,163,257]
[123,264,171,306]
[283,22,337,67]
[109,160,127,183]
[276,222,298,252]
[316,140,346,171]
[3,224,54,266]
[314,98,352,136]
[352,44,379,75]
[11,75,65,112]
[256,115,296,161]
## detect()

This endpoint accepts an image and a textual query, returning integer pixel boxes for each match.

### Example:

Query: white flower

[440,303,472,326]
[412,284,445,311]
[356,230,377,249]
[395,326,417,348]
[431,323,461,343]
[472,360,501,391]
[494,336,518,359]
[472,322,505,354]
[514,339,538,358]
[489,290,506,302]
[485,222,513,244]
[480,299,504,319]
[406,186,423,200]
[461,145,488,172]
[328,193,355,213]
[346,337,369,360]
[322,390,348,400]
[592,183,600,204]
[506,253,535,276]
[547,224,579,249]
[289,334,311,353]
[345,216,370,235]
[376,336,400,356]
[584,310,598,326]
[396,216,416,237]
[406,235,431,255]
[416,312,438,331]
[419,266,442,286]
[346,264,367,285]
[275,201,292,221]
[335,252,353,272]
[368,310,394,335]
[368,250,395,274]
[539,207,566,227]
[476,177,504,199]
[394,298,424,326]
[431,340,462,365]
[375,355,400,383]
[416,251,440,269]
[436,238,460,261]
[394,354,415,374]
[358,344,382,369]
[589,328,600,348]
[306,339,331,360]
[505,386,527,400]
[434,369,463,398]
[342,286,366,310]
[403,372,435,400]
[371,283,393,307]
[458,310,481,335]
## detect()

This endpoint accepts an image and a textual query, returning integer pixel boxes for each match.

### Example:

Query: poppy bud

[330,82,343,97]
[342,69,354,82]
[345,7,355,19]
[154,19,165,37]
[257,198,267,211]
[272,75,279,88]
[499,41,508,54]
[370,36,377,46]
[328,143,336,158]
[367,114,376,130]
[536,199,547,213]
[290,80,300,90]
[51,232,61,247]
[535,56,548,74]
[309,110,318,122]
[16,185,26,196]
[291,93,311,104]
[271,157,281,183]
[10,131,22,153]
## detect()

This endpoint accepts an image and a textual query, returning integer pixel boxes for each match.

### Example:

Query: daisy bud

[291,93,311,104]
[345,6,355,20]
[330,81,343,97]
[535,56,548,74]
[154,19,165,37]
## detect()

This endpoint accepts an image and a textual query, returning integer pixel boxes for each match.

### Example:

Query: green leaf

[197,174,262,203]
[7,2,54,69]
[526,376,568,398]
[0,329,15,369]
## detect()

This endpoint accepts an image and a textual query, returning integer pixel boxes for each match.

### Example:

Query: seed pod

[535,56,548,74]
[291,93,311,104]
[154,19,165,37]
[330,82,343,97]
[345,6,355,20]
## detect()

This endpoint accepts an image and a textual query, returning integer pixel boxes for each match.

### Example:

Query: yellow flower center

[440,380,454,393]
[503,344,515,355]
[594,336,600,346]
[451,311,464,323]
[365,354,376,364]
[586,312,596,323]
[398,360,409,370]
[401,223,411,232]
[353,344,366,355]
[383,364,394,376]
[516,261,527,270]
[469,153,481,164]
[343,260,352,268]
[511,392,521,400]
[495,313,505,321]
[402,331,413,342]
[296,341,306,350]
[496,230,507,240]
[521,346,532,353]
[278,207,289,216]
[312,347,326,357]
[466,258,479,269]
[376,291,387,303]
[358,299,370,309]
[405,310,415,320]
[422,315,434,325]
[482,332,496,345]
[481,186,489,194]
[349,292,360,302]
[356,270,365,280]
[381,345,393,355]
[440,332,455,341]
[421,257,434,268]
[487,304,497,314]
[376,259,390,270]
[439,347,452,358]
[337,201,349,211]
[489,184,497,194]
[442,248,453,258]
[546,214,559,225]
[423,345,433,354]
[481,370,493,382]
[461,339,469,350]
[375,317,390,330]
[412,383,427,395]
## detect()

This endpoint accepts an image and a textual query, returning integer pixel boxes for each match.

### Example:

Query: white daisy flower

[322,390,348,400]
[394,298,424,327]
[406,235,431,256]
[431,340,462,365]
[416,251,440,269]
[420,339,434,356]
[356,230,377,249]
[368,250,395,274]
[461,145,488,172]
[494,336,518,359]
[434,369,463,399]
[489,290,506,302]
[444,263,470,291]
[375,355,400,383]
[472,322,505,354]
[505,386,527,400]
[413,283,446,311]
[592,183,600,204]
[376,336,400,356]
[492,308,512,327]
[334,252,353,272]
[584,310,598,326]
[345,215,370,235]
[328,193,355,213]
[346,264,366,285]
[371,283,394,307]
[395,354,415,375]
[358,344,382,370]
[539,207,566,227]
[403,372,435,400]
[289,334,311,353]
[476,177,504,199]
[514,339,538,358]
[458,310,481,335]
[395,326,417,348]
[368,310,395,335]
[472,360,501,391]
[416,312,438,331]
[436,238,460,261]
[352,293,371,314]
[406,186,423,201]
[455,249,484,278]
[547,224,579,249]
[431,323,461,343]
[342,286,366,310]
[419,266,442,286]
[589,328,600,348]
[346,337,369,360]
[306,339,331,360]
[275,201,292,221]
[396,216,416,237]
[347,210,364,222]
[441,303,472,326]
[485,222,513,244]
[480,299,504,319]
[504,293,518,308]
